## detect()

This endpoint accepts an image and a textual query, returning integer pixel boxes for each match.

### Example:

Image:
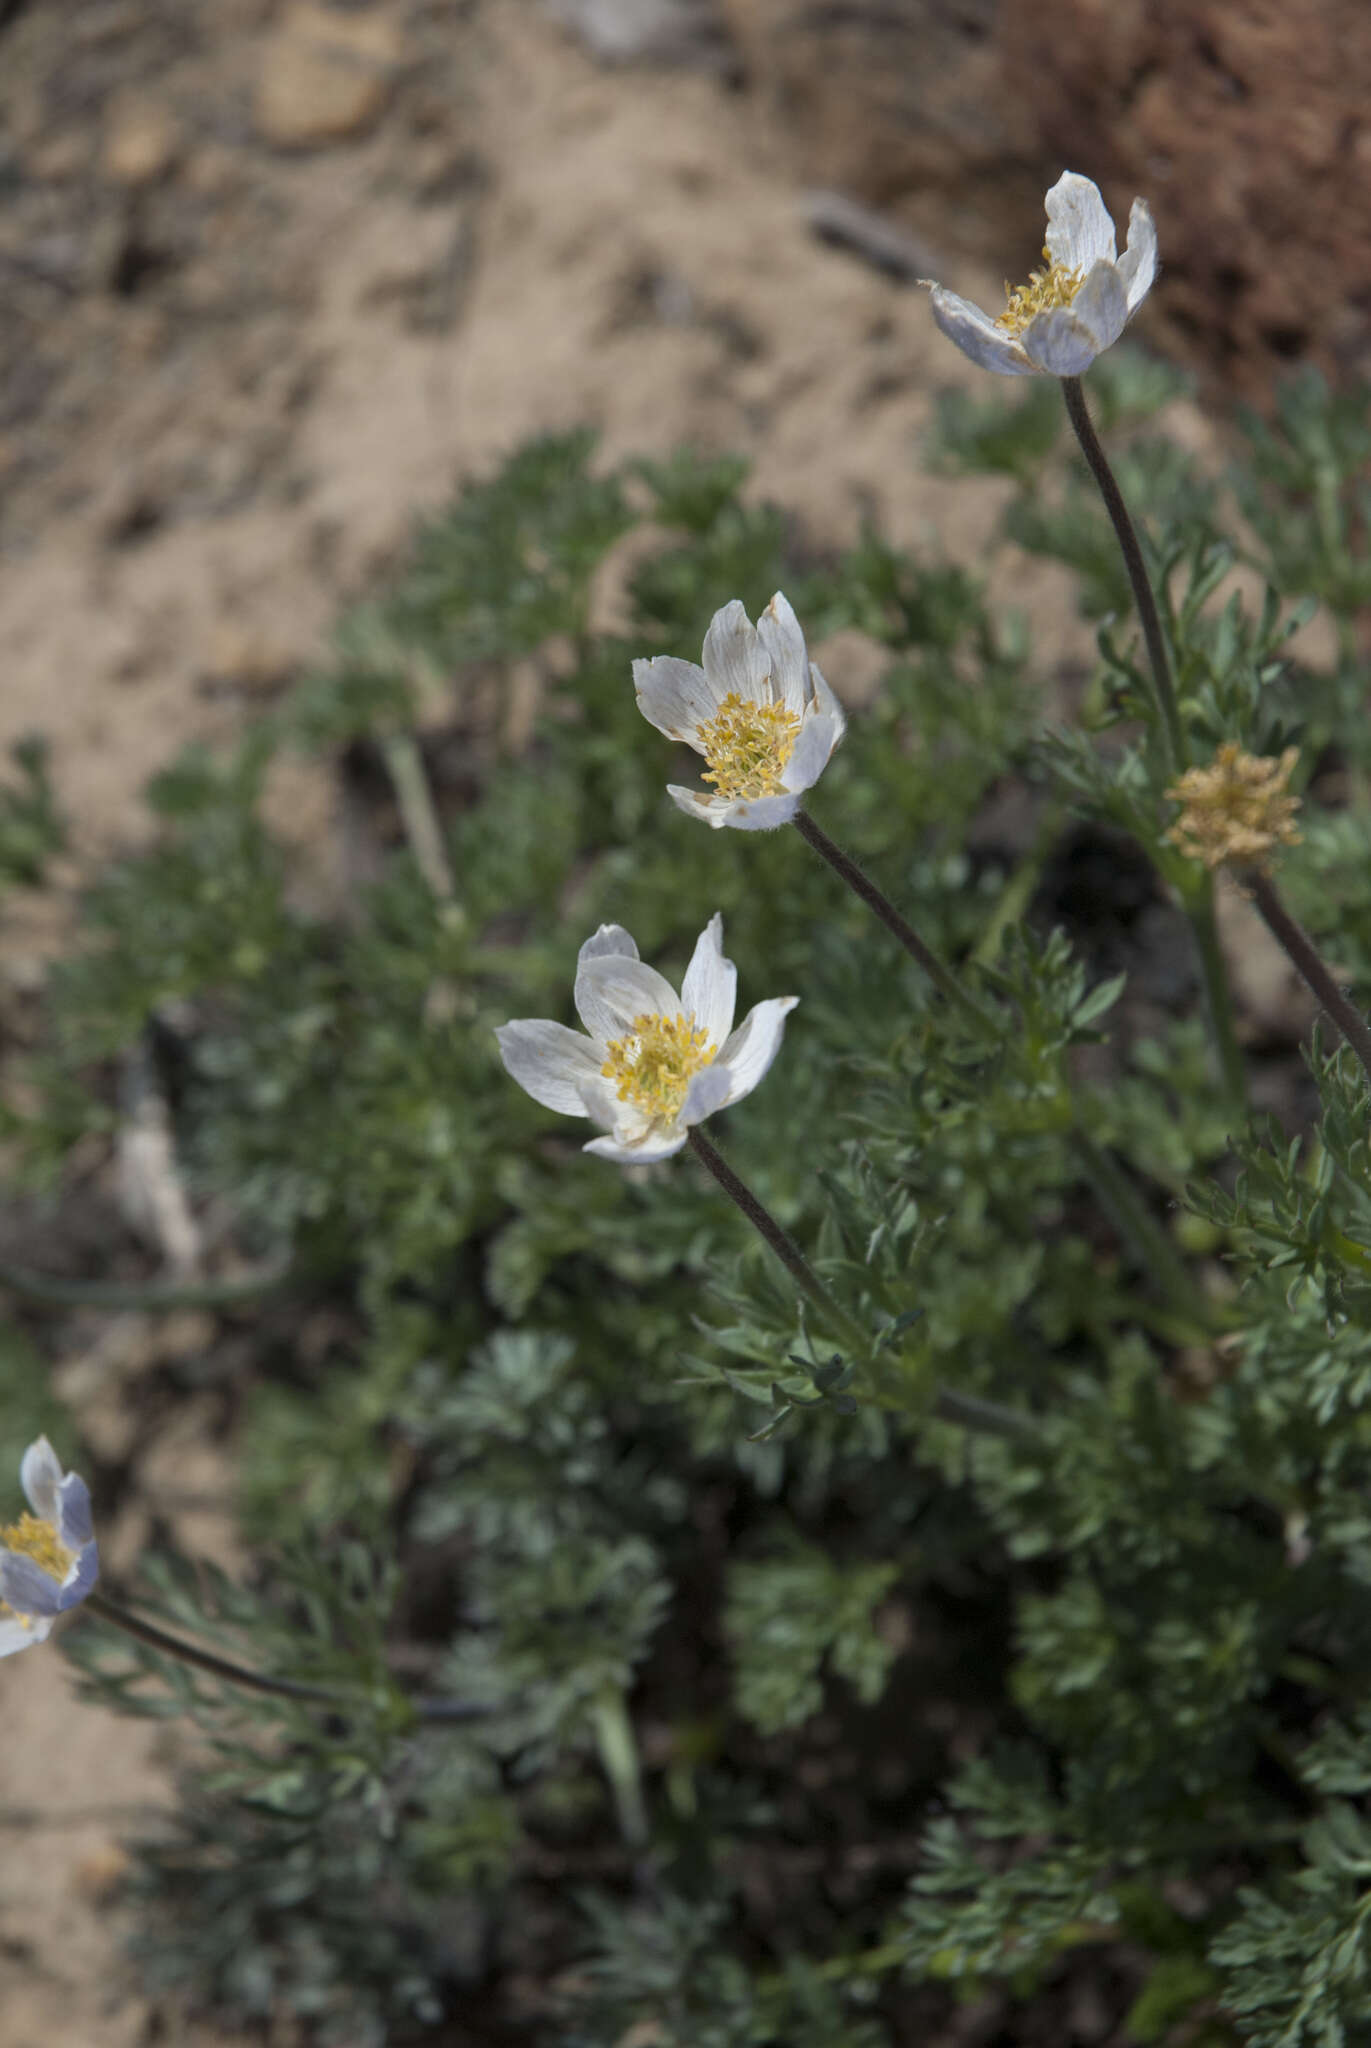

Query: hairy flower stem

[795,809,1204,1310]
[1060,375,1185,776]
[85,1592,488,1724]
[380,732,457,904]
[1247,869,1371,1086]
[793,810,992,1025]
[686,1128,1037,1442]
[1189,881,1250,1113]
[1061,377,1249,1110]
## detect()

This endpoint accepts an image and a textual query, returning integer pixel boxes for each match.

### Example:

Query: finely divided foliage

[9,171,1371,2048]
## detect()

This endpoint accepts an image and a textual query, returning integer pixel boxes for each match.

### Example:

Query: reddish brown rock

[997,0,1371,390]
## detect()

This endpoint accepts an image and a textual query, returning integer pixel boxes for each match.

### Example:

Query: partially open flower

[927,171,1157,378]
[496,915,797,1164]
[634,593,845,830]
[1165,744,1302,872]
[0,1437,99,1657]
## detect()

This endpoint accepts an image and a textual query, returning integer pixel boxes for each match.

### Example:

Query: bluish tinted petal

[0,1613,52,1657]
[680,914,737,1046]
[55,1472,94,1552]
[929,287,1036,375]
[0,1551,64,1618]
[1117,198,1158,314]
[495,1019,602,1116]
[1044,171,1116,271]
[54,1542,98,1613]
[1068,262,1129,350]
[19,1437,62,1523]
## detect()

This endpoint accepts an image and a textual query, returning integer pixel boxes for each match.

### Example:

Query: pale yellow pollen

[697,691,802,802]
[1165,744,1302,872]
[601,1011,717,1123]
[0,1511,71,1627]
[997,246,1085,336]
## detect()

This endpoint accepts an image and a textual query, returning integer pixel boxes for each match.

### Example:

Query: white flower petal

[718,996,799,1106]
[667,784,734,828]
[575,955,682,1045]
[20,1437,62,1523]
[668,783,802,830]
[576,1073,634,1137]
[578,924,638,970]
[55,1471,94,1552]
[1023,263,1129,374]
[632,656,718,748]
[1044,171,1116,272]
[928,287,1036,376]
[680,913,737,1046]
[720,791,806,831]
[702,599,771,706]
[682,1064,734,1124]
[779,714,841,798]
[584,1126,689,1164]
[0,1551,65,1618]
[1118,197,1157,314]
[495,1019,603,1116]
[1068,261,1129,350]
[757,593,810,715]
[0,1613,52,1657]
[807,660,845,730]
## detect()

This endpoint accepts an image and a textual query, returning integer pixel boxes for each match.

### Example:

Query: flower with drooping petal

[633,592,845,830]
[926,171,1157,378]
[496,914,798,1164]
[0,1437,99,1657]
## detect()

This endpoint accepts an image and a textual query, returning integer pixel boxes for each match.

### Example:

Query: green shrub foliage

[7,359,1371,2045]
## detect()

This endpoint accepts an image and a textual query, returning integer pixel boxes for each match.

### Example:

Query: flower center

[997,249,1085,336]
[601,1012,716,1123]
[698,692,802,801]
[0,1511,71,1624]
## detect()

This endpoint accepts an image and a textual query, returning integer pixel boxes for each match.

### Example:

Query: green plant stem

[590,1688,650,1849]
[0,1254,291,1312]
[84,1592,488,1723]
[1248,867,1371,1086]
[1060,374,1185,775]
[1067,1125,1207,1326]
[792,809,991,1025]
[380,732,456,903]
[685,1127,1036,1442]
[1188,877,1250,1112]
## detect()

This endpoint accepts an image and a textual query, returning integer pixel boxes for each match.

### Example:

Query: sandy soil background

[0,2,1297,2040]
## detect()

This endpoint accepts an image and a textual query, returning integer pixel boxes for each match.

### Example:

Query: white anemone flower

[633,592,845,830]
[0,1436,99,1657]
[496,914,798,1164]
[927,170,1157,378]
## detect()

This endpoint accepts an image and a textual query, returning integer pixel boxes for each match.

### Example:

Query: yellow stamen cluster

[698,692,801,801]
[0,1511,69,1624]
[602,1012,716,1122]
[997,248,1085,336]
[1165,744,1302,871]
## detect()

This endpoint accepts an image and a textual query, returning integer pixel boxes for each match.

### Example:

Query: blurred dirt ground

[0,1,1289,2040]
